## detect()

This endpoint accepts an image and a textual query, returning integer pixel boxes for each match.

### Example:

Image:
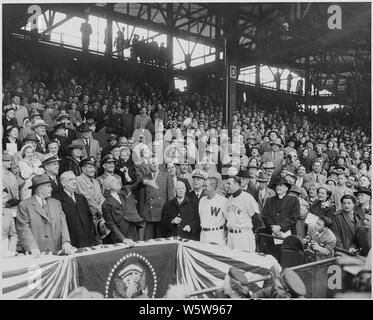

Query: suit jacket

[303,172,327,185]
[161,197,200,240]
[254,187,276,214]
[59,156,82,177]
[16,196,71,252]
[262,194,300,235]
[188,189,207,204]
[72,137,100,159]
[261,151,284,173]
[102,192,140,243]
[141,170,174,222]
[53,191,98,248]
[35,135,51,154]
[48,175,62,197]
[331,210,365,250]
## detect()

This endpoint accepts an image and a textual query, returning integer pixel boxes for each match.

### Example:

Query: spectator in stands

[101,175,138,245]
[262,176,300,236]
[97,154,122,194]
[332,173,354,212]
[305,215,336,260]
[40,153,62,196]
[134,106,151,130]
[73,123,100,160]
[331,195,365,250]
[349,209,371,257]
[3,126,22,152]
[2,107,18,130]
[4,93,29,127]
[304,160,327,186]
[68,102,82,129]
[16,174,76,256]
[161,180,200,240]
[289,185,309,238]
[53,171,98,248]
[309,185,335,219]
[80,18,92,51]
[121,105,134,138]
[141,157,174,240]
[32,119,50,154]
[19,145,44,200]
[59,142,83,177]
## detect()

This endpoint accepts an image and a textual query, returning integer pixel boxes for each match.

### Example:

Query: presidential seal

[105,252,157,298]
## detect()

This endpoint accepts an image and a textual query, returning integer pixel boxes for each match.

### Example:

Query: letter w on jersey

[210,206,221,217]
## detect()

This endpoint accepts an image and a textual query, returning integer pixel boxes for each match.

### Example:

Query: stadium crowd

[2,56,371,293]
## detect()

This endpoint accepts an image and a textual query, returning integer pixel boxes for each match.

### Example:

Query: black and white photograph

[1,1,371,304]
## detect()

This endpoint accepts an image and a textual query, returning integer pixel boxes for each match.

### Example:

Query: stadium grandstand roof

[3,2,370,99]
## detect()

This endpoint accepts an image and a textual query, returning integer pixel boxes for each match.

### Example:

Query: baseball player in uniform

[199,177,227,246]
[225,175,260,252]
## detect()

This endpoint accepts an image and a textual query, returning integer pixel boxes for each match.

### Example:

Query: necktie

[42,200,49,219]
[70,193,76,202]
[316,174,319,183]
[40,138,45,151]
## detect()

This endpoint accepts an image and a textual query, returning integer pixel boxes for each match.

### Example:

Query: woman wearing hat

[19,117,33,141]
[331,194,365,250]
[262,176,300,237]
[2,106,18,129]
[59,143,83,177]
[116,147,136,185]
[309,185,335,220]
[19,145,45,200]
[2,126,22,152]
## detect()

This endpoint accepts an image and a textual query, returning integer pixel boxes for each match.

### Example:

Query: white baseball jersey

[199,194,227,246]
[226,190,259,230]
[199,194,227,229]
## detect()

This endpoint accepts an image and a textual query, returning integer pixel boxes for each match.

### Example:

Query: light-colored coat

[303,172,327,185]
[76,173,105,225]
[16,196,70,252]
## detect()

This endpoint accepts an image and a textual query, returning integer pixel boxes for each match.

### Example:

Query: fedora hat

[95,218,111,240]
[262,161,276,169]
[29,174,52,190]
[86,118,97,126]
[257,172,270,183]
[237,169,251,179]
[107,134,117,142]
[270,138,283,148]
[78,123,92,133]
[40,154,61,167]
[31,119,48,130]
[271,176,292,190]
[354,187,371,198]
[23,133,39,143]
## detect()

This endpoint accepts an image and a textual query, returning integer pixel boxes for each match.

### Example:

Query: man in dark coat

[161,180,200,240]
[40,153,62,196]
[262,176,300,236]
[53,171,98,248]
[188,169,208,204]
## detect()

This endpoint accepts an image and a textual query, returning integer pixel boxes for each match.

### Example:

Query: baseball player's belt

[202,226,224,232]
[228,228,243,233]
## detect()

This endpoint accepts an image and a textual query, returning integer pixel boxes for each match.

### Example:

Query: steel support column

[105,3,113,57]
[304,56,310,113]
[167,3,175,89]
[223,8,240,127]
